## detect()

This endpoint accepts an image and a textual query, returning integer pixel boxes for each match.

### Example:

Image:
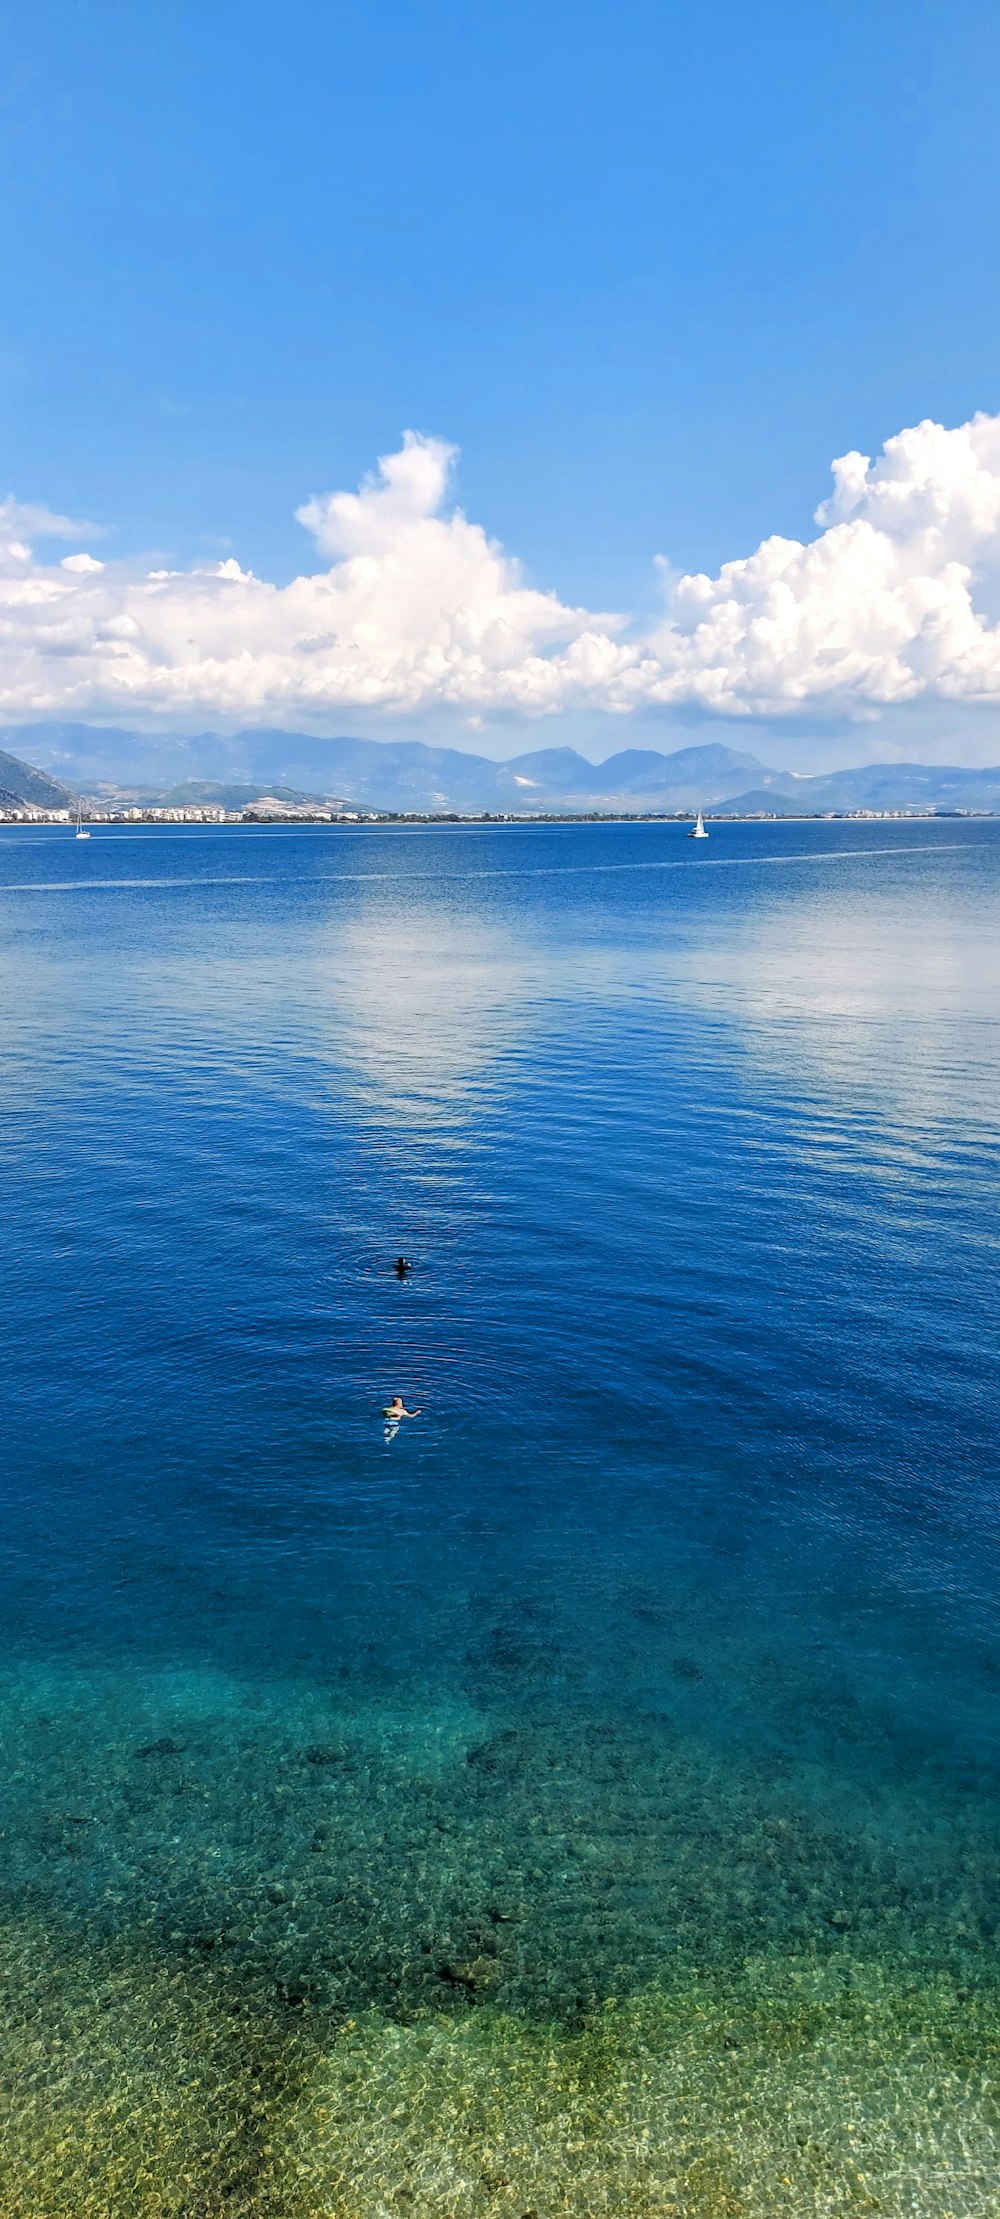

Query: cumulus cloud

[0,432,625,722]
[642,412,1000,714]
[7,413,1000,727]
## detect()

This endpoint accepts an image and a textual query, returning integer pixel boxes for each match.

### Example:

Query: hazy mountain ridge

[3,724,1000,814]
[723,762,1000,813]
[0,724,770,810]
[0,747,74,809]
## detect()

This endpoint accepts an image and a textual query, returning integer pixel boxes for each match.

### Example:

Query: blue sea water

[1,816,999,2214]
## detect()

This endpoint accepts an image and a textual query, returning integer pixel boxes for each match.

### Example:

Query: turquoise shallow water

[1,816,999,2214]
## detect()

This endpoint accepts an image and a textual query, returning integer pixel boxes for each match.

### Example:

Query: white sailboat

[688,810,708,839]
[75,798,90,840]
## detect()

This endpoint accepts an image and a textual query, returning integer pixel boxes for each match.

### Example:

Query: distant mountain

[121,780,346,811]
[715,788,812,816]
[0,745,73,810]
[808,760,1000,810]
[494,743,766,809]
[2,724,769,812]
[4,722,1000,816]
[723,762,1000,814]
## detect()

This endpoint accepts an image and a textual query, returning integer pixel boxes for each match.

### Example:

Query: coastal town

[0,799,363,824]
[0,800,992,826]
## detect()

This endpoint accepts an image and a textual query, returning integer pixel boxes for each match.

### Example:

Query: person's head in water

[395,1255,410,1276]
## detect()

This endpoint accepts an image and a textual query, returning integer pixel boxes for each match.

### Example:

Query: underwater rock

[466,1728,536,1776]
[187,1928,228,1955]
[276,1970,320,2010]
[438,1953,502,1992]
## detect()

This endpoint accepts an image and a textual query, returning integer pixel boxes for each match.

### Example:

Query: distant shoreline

[2,807,998,830]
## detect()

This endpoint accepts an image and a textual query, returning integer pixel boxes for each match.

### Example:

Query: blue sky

[4,0,1000,763]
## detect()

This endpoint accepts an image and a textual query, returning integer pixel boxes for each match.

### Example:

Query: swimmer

[394,1256,411,1278]
[383,1395,421,1420]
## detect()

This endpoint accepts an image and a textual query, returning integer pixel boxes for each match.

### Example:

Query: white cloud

[641,413,1000,715]
[6,413,1000,729]
[0,496,98,550]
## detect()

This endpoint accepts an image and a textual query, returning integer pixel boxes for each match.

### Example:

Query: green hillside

[0,747,73,810]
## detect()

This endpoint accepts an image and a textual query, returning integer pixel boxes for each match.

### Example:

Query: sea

[1,815,998,2216]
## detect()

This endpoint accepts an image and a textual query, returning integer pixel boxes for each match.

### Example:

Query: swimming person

[382,1393,421,1442]
[394,1256,411,1277]
[383,1396,421,1420]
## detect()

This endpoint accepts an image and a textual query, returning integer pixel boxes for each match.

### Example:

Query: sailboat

[75,798,90,841]
[688,810,708,839]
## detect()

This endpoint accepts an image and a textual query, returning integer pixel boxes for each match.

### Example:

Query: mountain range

[0,745,78,811]
[4,722,1000,815]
